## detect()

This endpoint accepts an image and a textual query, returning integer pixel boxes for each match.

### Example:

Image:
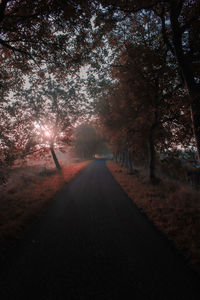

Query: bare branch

[0,38,42,67]
[0,38,31,56]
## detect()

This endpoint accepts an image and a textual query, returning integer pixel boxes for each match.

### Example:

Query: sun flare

[44,130,51,137]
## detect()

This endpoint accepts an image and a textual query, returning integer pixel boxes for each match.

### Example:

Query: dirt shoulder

[0,160,92,245]
[107,160,200,275]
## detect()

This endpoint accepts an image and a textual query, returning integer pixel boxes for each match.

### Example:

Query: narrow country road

[0,159,199,299]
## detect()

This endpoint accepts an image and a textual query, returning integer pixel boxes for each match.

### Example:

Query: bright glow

[44,130,51,137]
[34,122,52,139]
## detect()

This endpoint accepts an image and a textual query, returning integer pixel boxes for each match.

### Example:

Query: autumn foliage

[1,1,200,181]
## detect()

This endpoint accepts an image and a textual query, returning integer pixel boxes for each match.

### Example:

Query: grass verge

[107,160,200,275]
[0,160,92,244]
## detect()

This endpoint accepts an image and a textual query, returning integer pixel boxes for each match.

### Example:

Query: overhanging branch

[0,38,42,66]
[116,0,169,14]
[0,38,32,56]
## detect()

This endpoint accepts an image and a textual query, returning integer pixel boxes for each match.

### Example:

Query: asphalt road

[0,159,199,299]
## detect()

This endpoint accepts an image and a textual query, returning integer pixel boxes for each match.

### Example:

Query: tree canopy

[0,0,200,181]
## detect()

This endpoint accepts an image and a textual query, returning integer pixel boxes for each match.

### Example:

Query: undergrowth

[0,160,91,245]
[107,160,200,275]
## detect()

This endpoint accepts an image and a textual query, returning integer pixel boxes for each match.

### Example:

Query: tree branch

[116,0,169,14]
[0,38,31,56]
[0,0,9,23]
[158,7,174,54]
[0,38,42,66]
[21,146,47,158]
[7,13,38,20]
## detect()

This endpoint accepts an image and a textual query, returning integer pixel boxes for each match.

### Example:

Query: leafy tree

[91,11,192,181]
[0,1,96,173]
[93,0,200,162]
[0,0,95,99]
[0,75,84,170]
[17,77,83,169]
[0,0,92,62]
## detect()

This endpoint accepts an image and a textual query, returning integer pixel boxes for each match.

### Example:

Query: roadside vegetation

[0,160,91,246]
[107,160,200,275]
[0,122,106,248]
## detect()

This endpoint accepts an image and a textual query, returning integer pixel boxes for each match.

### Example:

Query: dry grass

[0,160,91,244]
[107,160,200,274]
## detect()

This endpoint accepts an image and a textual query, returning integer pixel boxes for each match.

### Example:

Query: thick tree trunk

[169,4,200,163]
[50,146,61,170]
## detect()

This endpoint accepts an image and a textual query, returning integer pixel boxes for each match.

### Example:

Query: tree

[0,1,97,173]
[7,76,83,169]
[94,0,200,162]
[0,0,95,99]
[92,14,191,181]
[0,0,92,63]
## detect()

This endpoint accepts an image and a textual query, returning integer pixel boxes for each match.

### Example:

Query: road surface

[0,159,199,299]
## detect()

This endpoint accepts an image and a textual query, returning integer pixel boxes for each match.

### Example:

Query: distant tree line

[73,123,109,159]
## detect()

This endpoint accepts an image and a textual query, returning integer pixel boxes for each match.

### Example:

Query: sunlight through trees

[0,0,199,182]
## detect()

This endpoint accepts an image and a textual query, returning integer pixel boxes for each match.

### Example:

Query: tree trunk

[114,152,116,163]
[114,152,118,163]
[117,151,121,164]
[118,151,120,164]
[169,4,200,163]
[124,150,129,169]
[115,151,118,163]
[128,151,134,174]
[190,97,200,163]
[113,152,117,162]
[121,151,125,167]
[149,134,156,182]
[50,146,61,170]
